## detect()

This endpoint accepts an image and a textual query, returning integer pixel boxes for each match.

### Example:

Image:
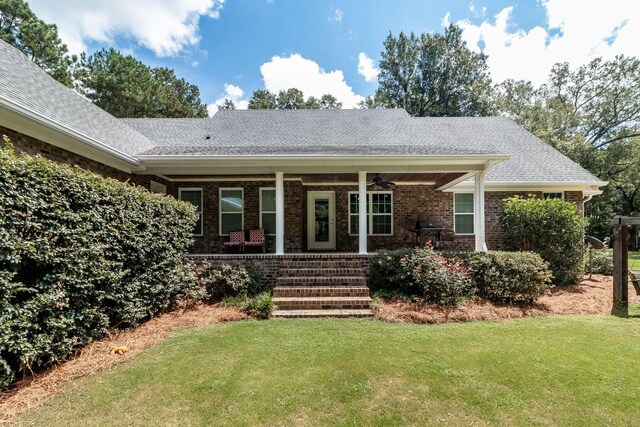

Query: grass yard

[630,250,640,271]
[19,316,640,426]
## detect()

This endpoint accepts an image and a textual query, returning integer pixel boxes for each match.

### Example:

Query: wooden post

[612,217,629,315]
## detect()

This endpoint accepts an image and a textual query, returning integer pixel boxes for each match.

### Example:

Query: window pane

[221,190,243,212]
[194,215,202,235]
[544,192,563,200]
[262,212,276,235]
[350,193,359,214]
[372,215,391,234]
[455,214,474,234]
[180,190,201,210]
[262,189,276,212]
[221,213,243,235]
[371,193,392,214]
[455,193,474,214]
[350,215,359,234]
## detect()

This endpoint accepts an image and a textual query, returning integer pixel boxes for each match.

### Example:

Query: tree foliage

[0,0,76,86]
[375,25,493,117]
[247,88,342,109]
[75,48,208,118]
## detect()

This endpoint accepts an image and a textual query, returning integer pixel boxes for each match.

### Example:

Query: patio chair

[244,228,266,253]
[223,230,245,253]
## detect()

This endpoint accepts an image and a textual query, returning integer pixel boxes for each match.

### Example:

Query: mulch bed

[0,304,247,424]
[375,274,640,324]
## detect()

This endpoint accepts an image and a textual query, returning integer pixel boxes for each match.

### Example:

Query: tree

[247,89,342,110]
[493,56,640,239]
[75,48,208,118]
[376,25,493,117]
[217,99,236,110]
[248,89,277,109]
[0,0,76,86]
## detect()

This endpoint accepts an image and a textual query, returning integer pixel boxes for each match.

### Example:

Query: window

[543,192,564,200]
[178,188,203,236]
[348,191,393,235]
[454,193,474,235]
[219,188,243,235]
[260,188,276,235]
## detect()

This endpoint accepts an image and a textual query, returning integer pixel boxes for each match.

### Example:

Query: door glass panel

[314,199,329,242]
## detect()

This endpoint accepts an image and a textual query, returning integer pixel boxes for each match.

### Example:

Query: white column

[358,171,368,255]
[474,171,486,251]
[275,172,285,255]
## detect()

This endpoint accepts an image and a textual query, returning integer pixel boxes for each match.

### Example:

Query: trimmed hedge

[0,141,199,388]
[500,196,588,286]
[461,251,552,304]
[585,248,613,275]
[199,263,267,301]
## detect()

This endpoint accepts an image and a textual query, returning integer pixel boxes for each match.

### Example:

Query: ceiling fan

[368,173,396,189]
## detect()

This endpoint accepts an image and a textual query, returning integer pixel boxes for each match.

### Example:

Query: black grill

[409,219,454,248]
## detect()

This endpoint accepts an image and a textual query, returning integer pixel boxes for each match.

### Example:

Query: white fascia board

[0,95,142,170]
[444,181,608,193]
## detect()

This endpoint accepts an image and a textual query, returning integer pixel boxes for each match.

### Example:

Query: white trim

[161,177,302,183]
[301,181,437,186]
[348,191,394,237]
[136,154,511,162]
[0,94,141,167]
[219,187,244,236]
[275,173,285,255]
[446,181,607,192]
[453,192,474,236]
[178,187,203,236]
[260,187,276,236]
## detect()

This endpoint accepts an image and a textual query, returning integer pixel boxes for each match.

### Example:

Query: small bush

[585,248,613,275]
[463,251,552,304]
[401,246,474,306]
[368,248,418,295]
[223,292,274,319]
[201,263,266,300]
[500,196,588,286]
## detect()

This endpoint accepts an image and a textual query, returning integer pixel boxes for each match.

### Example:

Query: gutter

[0,94,142,167]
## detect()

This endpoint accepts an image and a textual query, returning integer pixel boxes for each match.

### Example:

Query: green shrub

[585,248,613,275]
[368,248,417,295]
[500,196,588,286]
[0,142,198,388]
[463,251,552,304]
[223,292,274,319]
[201,263,266,300]
[401,246,474,306]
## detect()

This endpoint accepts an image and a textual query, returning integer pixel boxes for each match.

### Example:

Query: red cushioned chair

[244,228,266,253]
[223,230,245,253]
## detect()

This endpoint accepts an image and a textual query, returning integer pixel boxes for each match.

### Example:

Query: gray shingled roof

[123,109,501,156]
[124,110,602,184]
[0,40,154,157]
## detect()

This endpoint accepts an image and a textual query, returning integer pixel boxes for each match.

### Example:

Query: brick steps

[273,296,371,310]
[273,309,373,318]
[272,255,372,318]
[273,286,370,297]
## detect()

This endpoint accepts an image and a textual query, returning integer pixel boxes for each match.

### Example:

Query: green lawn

[630,250,640,271]
[20,316,640,426]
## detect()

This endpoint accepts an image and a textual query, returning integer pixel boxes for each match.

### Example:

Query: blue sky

[29,0,638,114]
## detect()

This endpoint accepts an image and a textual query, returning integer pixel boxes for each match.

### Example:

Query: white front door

[307,191,335,250]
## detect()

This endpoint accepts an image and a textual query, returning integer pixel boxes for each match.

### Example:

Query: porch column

[358,171,367,254]
[275,171,285,255]
[474,171,487,251]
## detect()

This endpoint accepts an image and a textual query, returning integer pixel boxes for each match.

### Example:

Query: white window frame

[178,187,203,237]
[543,192,564,200]
[348,191,393,236]
[260,187,276,236]
[219,187,244,236]
[453,192,474,235]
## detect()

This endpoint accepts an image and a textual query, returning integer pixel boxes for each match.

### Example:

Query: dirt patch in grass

[376,274,640,324]
[0,304,247,423]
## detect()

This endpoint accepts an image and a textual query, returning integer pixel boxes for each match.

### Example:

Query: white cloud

[330,7,343,24]
[441,11,451,27]
[357,52,379,82]
[28,0,224,57]
[455,0,640,85]
[207,84,249,116]
[260,54,364,108]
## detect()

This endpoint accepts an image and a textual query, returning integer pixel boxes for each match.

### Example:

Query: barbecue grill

[408,219,455,248]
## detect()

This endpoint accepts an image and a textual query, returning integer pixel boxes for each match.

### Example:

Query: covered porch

[137,154,509,254]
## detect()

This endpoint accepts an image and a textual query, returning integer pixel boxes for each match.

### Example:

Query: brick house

[0,39,606,258]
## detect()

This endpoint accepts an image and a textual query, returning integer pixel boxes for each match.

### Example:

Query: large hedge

[0,141,199,388]
[500,196,588,286]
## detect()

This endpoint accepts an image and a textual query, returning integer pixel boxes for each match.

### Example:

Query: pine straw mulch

[0,304,248,424]
[375,274,640,324]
